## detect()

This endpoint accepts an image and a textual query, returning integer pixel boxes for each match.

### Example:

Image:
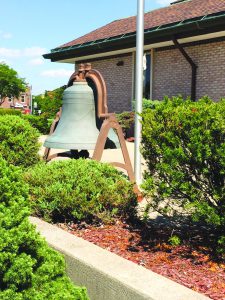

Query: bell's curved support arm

[67,63,87,86]
[92,113,135,183]
[67,71,79,87]
[44,153,59,162]
[43,108,62,161]
[85,69,108,117]
[49,108,62,134]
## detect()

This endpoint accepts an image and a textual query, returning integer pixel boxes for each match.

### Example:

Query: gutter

[173,38,197,101]
[43,12,225,62]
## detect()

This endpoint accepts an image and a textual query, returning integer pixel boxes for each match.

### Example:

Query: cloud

[41,69,73,78]
[28,58,44,65]
[0,46,47,59]
[156,0,171,5]
[0,48,21,58]
[0,59,12,65]
[0,30,13,39]
[23,47,47,57]
[2,32,12,39]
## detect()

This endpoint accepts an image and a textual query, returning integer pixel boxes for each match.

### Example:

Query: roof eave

[43,13,225,62]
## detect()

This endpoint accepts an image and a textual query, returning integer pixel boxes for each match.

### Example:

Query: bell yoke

[43,63,135,183]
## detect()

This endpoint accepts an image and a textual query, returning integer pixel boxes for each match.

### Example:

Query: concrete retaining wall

[30,217,209,300]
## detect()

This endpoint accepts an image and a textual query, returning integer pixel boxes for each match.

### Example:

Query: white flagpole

[134,0,145,185]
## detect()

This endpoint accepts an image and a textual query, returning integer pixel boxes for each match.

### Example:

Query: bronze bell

[44,66,119,151]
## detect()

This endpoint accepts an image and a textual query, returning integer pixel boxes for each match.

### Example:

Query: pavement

[38,135,147,174]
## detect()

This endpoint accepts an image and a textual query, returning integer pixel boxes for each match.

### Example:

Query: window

[8,96,12,102]
[133,52,152,100]
[21,94,25,103]
[143,53,151,99]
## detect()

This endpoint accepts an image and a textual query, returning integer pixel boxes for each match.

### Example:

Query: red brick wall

[1,98,13,108]
[153,40,225,101]
[77,54,133,113]
[76,39,225,112]
[0,89,31,109]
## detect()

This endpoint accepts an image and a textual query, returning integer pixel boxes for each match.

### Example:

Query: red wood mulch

[58,219,225,300]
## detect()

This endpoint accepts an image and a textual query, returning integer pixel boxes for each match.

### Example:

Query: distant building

[44,0,225,112]
[0,86,32,110]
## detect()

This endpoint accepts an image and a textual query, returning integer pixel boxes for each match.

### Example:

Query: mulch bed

[58,218,225,300]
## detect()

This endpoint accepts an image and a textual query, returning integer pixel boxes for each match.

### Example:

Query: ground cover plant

[24,159,137,224]
[141,96,225,254]
[0,115,40,168]
[0,156,89,300]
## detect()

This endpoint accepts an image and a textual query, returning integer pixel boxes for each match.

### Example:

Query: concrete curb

[30,217,210,300]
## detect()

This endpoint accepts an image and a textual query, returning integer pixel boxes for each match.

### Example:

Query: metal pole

[134,0,144,185]
[30,86,33,114]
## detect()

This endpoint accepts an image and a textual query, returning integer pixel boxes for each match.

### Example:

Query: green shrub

[0,115,40,168]
[23,113,51,135]
[0,157,89,300]
[116,111,134,130]
[117,100,162,130]
[132,99,162,111]
[116,111,134,138]
[141,96,225,252]
[117,100,162,138]
[0,108,22,116]
[168,235,181,246]
[25,159,137,224]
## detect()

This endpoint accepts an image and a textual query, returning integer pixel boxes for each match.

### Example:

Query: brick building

[0,86,32,111]
[44,0,225,112]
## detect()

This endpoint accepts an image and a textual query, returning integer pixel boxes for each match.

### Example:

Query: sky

[0,0,171,95]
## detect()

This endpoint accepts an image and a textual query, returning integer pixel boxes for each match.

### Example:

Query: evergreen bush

[22,113,51,135]
[0,115,40,168]
[132,99,162,111]
[116,111,134,131]
[0,108,22,116]
[0,157,89,299]
[117,100,162,138]
[141,96,225,252]
[24,159,137,224]
[116,111,135,138]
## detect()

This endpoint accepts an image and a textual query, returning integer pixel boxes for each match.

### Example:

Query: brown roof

[58,0,225,49]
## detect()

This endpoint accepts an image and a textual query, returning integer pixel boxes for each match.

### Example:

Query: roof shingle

[57,0,225,49]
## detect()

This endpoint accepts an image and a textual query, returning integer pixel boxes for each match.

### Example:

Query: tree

[0,63,26,105]
[34,85,66,117]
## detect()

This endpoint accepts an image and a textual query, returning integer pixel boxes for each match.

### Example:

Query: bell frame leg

[92,115,135,183]
[43,109,62,161]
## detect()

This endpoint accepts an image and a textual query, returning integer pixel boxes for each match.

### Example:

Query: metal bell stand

[44,63,139,194]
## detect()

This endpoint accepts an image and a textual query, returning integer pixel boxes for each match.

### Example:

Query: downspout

[173,38,198,101]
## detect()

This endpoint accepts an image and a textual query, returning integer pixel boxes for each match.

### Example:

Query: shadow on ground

[126,214,224,262]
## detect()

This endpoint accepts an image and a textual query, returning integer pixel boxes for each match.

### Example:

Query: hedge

[0,156,89,299]
[0,108,22,116]
[141,96,225,253]
[0,115,40,168]
[24,159,137,224]
[22,113,51,135]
